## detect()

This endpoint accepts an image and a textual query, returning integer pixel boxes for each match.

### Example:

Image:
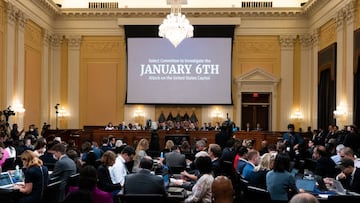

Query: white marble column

[67,35,82,128]
[336,8,345,106]
[310,29,319,129]
[49,34,62,128]
[345,1,355,125]
[41,30,51,125]
[299,34,312,129]
[4,3,16,107]
[279,35,296,130]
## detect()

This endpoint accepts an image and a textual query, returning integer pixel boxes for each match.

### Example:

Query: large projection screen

[126,38,232,105]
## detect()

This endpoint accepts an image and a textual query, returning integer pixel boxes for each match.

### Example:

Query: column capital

[279,35,296,49]
[345,0,355,25]
[310,29,319,48]
[66,35,82,48]
[51,34,63,48]
[336,9,345,30]
[299,34,312,49]
[6,2,16,25]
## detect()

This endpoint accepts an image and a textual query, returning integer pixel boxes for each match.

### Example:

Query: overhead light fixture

[159,0,193,47]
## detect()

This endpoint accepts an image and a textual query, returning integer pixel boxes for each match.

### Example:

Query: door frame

[235,68,280,131]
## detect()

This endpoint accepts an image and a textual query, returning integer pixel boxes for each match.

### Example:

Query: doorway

[241,93,270,131]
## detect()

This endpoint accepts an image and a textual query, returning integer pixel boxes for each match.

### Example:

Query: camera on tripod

[2,106,15,122]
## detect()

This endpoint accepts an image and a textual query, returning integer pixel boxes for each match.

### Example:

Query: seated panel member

[124,157,166,196]
[336,158,360,193]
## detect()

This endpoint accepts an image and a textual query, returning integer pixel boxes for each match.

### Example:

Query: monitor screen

[126,38,232,105]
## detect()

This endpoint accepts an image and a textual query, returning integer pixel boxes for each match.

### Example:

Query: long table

[43,128,283,151]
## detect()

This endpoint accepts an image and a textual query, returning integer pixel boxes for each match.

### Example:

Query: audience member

[266,153,298,202]
[184,156,214,203]
[97,151,121,195]
[242,149,260,179]
[65,165,113,203]
[163,140,174,154]
[335,158,360,193]
[283,124,304,159]
[13,150,49,203]
[49,143,77,202]
[109,146,135,186]
[207,143,222,177]
[235,145,248,175]
[331,144,345,165]
[289,193,319,203]
[132,138,150,172]
[312,145,338,178]
[212,176,233,203]
[247,152,274,189]
[163,145,186,174]
[124,157,166,195]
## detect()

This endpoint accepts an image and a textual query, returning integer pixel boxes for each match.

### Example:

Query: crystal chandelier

[159,0,193,47]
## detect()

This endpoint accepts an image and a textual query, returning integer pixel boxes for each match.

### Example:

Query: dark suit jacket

[124,169,166,195]
[314,156,338,178]
[50,155,77,202]
[97,164,121,192]
[342,167,360,193]
[164,151,186,168]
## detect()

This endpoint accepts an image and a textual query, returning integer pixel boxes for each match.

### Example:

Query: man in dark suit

[50,143,77,202]
[163,145,186,174]
[124,157,166,195]
[337,158,360,193]
[312,145,338,178]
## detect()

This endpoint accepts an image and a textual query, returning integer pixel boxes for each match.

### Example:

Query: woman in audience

[266,152,298,203]
[184,156,214,203]
[97,150,121,195]
[65,165,113,203]
[163,140,174,154]
[132,138,150,172]
[0,142,9,167]
[33,137,47,157]
[13,150,49,203]
[247,152,274,189]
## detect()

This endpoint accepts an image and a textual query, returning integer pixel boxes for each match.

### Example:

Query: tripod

[55,104,59,130]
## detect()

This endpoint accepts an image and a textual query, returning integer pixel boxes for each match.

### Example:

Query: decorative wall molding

[299,34,312,48]
[67,35,82,48]
[83,41,123,57]
[279,35,296,49]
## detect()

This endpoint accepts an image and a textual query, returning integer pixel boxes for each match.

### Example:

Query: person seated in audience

[312,145,338,178]
[49,143,77,202]
[118,121,128,130]
[163,145,186,174]
[124,157,166,195]
[247,152,274,189]
[80,141,97,167]
[65,165,113,203]
[331,144,345,165]
[235,145,248,175]
[259,140,269,155]
[207,143,222,177]
[212,176,233,203]
[194,139,207,154]
[109,146,135,187]
[180,140,194,161]
[13,150,49,203]
[105,122,115,130]
[289,193,319,203]
[334,158,360,193]
[0,142,9,168]
[163,140,174,154]
[33,137,47,157]
[66,149,82,173]
[184,156,214,203]
[100,137,112,153]
[266,153,299,202]
[339,146,360,167]
[132,138,150,172]
[242,149,260,179]
[97,151,121,197]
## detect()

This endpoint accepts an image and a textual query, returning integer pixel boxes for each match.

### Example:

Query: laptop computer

[331,180,347,195]
[296,179,316,193]
[0,172,14,189]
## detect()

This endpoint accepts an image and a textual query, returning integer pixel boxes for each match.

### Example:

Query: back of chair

[42,180,64,203]
[0,188,14,203]
[124,194,165,203]
[246,185,271,203]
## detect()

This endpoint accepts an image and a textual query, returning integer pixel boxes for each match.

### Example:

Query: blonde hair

[165,140,175,150]
[21,150,43,168]
[254,153,271,172]
[134,138,149,160]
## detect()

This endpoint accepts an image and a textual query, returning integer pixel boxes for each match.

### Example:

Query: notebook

[0,172,14,189]
[296,179,316,192]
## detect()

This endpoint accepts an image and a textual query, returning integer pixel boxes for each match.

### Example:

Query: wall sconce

[134,108,145,126]
[211,107,223,122]
[290,108,304,121]
[333,103,347,119]
[58,107,69,118]
[12,101,25,114]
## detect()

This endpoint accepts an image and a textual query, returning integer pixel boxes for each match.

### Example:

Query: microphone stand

[55,104,59,130]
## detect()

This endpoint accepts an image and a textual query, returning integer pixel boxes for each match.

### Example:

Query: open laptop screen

[0,172,14,189]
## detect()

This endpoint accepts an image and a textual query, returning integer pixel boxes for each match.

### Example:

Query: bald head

[289,193,319,203]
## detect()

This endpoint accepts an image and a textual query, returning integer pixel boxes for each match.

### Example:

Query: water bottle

[14,165,20,183]
[163,165,169,188]
[160,152,164,158]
